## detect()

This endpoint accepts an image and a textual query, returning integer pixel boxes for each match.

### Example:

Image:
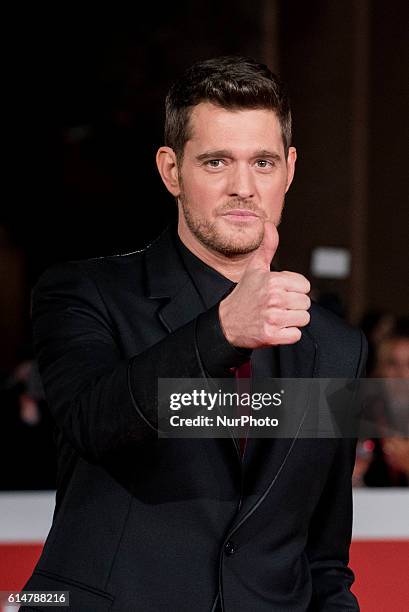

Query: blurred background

[0,1,408,609]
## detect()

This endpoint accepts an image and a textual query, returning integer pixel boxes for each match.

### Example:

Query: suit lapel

[144,226,241,470]
[278,330,318,379]
[145,226,206,331]
[232,331,318,528]
[158,284,205,335]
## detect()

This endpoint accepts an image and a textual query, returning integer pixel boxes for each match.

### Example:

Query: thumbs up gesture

[218,221,311,348]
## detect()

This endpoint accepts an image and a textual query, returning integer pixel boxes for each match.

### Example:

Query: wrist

[218,298,240,348]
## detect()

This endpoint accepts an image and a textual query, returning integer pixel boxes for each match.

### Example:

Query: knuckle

[269,292,282,307]
[268,274,280,289]
[265,307,278,325]
[274,309,286,326]
[262,321,271,338]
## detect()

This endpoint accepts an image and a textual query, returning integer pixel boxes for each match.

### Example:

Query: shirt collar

[175,233,236,310]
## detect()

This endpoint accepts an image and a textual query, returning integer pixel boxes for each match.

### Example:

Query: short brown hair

[164,56,292,163]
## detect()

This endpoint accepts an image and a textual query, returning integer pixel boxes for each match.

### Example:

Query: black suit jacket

[23,227,367,611]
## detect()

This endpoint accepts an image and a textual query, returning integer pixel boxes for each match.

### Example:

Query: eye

[205,159,224,168]
[255,159,274,169]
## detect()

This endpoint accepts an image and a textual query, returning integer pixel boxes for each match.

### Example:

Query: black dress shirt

[175,233,279,379]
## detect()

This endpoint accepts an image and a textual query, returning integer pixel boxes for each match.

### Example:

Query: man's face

[176,102,296,257]
[379,339,409,379]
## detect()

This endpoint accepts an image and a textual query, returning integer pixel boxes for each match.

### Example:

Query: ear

[156,146,181,197]
[285,146,297,193]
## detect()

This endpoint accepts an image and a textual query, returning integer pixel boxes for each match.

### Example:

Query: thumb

[247,221,279,270]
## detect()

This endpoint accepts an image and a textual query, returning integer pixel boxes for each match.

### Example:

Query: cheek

[259,170,287,192]
[183,175,223,207]
[263,178,287,202]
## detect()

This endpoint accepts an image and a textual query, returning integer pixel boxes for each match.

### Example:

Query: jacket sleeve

[32,260,245,463]
[306,330,368,611]
[32,261,199,462]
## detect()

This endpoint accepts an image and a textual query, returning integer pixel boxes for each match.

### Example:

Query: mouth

[220,209,260,220]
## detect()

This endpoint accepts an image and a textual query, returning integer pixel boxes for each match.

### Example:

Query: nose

[227,163,255,199]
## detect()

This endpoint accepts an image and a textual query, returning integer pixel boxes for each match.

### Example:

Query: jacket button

[224,540,235,556]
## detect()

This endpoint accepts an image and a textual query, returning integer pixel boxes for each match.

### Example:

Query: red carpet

[0,541,408,610]
[350,540,409,611]
[0,544,43,591]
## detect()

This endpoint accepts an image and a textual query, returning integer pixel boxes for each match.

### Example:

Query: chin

[227,224,261,243]
[212,228,262,256]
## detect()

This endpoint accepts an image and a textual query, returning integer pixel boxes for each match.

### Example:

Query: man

[364,324,409,487]
[23,57,366,611]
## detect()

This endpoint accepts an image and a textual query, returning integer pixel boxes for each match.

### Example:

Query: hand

[218,221,311,349]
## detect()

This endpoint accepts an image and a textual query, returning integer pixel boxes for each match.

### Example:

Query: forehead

[186,102,284,152]
[380,339,409,359]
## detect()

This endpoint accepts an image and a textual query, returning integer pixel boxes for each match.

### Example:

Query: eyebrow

[195,149,282,162]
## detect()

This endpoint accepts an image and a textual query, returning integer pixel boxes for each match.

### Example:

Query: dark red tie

[234,360,252,458]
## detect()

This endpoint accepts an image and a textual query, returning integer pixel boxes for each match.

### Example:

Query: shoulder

[33,226,176,294]
[33,240,158,297]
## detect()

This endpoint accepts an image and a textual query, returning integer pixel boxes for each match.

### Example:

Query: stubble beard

[179,189,269,257]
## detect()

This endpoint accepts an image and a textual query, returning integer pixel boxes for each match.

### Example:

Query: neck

[177,220,253,283]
